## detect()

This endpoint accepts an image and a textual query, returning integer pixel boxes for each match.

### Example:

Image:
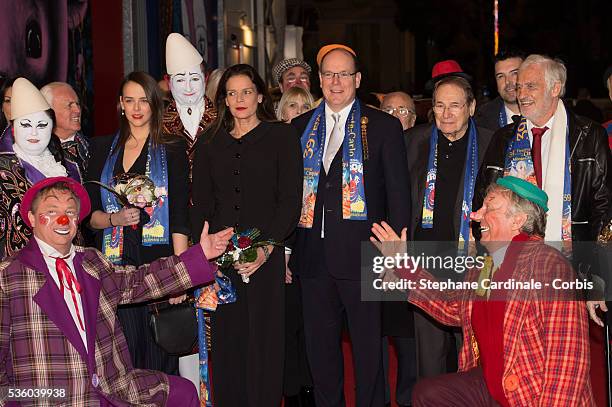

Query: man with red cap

[0,177,233,406]
[425,59,472,93]
[290,43,411,406]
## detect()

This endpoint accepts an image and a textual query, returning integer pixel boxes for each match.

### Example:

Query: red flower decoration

[227,241,235,251]
[237,236,252,249]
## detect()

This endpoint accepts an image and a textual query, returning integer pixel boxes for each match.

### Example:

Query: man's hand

[200,221,233,260]
[169,293,187,304]
[370,221,407,258]
[587,300,608,327]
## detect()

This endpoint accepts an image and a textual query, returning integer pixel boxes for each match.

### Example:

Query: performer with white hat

[162,33,220,402]
[162,32,217,177]
[0,77,80,259]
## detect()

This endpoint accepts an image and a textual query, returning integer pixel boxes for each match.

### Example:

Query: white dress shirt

[504,104,518,126]
[36,237,87,350]
[526,115,555,186]
[321,101,355,238]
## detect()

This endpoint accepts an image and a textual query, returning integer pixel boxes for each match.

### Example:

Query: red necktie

[531,126,548,188]
[53,256,85,331]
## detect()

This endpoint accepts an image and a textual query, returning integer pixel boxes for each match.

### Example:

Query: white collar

[491,244,510,269]
[60,133,77,142]
[526,104,557,132]
[35,236,75,260]
[13,145,69,178]
[325,101,355,123]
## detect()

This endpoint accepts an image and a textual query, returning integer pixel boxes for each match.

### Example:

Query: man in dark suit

[404,76,493,381]
[290,44,411,406]
[474,50,524,131]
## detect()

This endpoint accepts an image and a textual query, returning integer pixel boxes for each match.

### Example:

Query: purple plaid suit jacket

[0,239,215,407]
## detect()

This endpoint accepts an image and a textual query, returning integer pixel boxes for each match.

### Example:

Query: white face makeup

[170,64,205,106]
[13,110,52,156]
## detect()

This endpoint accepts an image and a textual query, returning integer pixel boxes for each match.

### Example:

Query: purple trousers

[166,375,199,406]
[412,367,500,407]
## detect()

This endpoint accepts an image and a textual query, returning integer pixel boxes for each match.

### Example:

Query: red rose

[227,241,235,251]
[237,236,252,249]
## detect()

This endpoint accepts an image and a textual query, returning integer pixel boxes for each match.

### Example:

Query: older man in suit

[404,75,493,380]
[290,44,411,406]
[0,177,232,406]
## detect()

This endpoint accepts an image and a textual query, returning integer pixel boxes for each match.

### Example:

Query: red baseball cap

[20,177,91,228]
[425,59,472,91]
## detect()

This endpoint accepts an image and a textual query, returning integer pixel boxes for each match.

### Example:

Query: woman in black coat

[86,71,190,374]
[190,64,302,406]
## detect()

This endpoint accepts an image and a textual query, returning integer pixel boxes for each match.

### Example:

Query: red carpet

[590,321,608,407]
[341,333,399,406]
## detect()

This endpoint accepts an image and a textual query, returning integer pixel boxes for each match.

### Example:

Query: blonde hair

[275,87,315,122]
[205,69,224,101]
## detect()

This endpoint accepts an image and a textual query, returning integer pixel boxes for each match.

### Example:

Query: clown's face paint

[13,110,52,156]
[28,189,79,255]
[38,213,50,225]
[170,65,205,106]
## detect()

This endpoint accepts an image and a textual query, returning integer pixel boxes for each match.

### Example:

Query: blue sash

[298,101,367,228]
[498,104,508,127]
[100,133,170,264]
[503,117,572,242]
[421,119,479,249]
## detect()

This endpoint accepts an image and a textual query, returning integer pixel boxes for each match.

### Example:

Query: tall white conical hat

[10,78,51,120]
[166,33,203,75]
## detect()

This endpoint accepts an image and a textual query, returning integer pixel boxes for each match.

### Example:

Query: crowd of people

[0,31,611,407]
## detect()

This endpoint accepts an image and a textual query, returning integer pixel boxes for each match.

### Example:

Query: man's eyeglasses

[383,107,415,117]
[432,102,467,115]
[321,71,357,81]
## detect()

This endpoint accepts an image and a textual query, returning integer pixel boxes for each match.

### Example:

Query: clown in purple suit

[0,177,233,406]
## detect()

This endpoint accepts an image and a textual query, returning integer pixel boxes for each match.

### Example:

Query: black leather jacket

[474,102,612,244]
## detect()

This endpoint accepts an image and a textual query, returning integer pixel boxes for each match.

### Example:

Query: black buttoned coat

[190,120,303,406]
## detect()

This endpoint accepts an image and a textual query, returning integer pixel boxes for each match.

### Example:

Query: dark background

[287,0,611,100]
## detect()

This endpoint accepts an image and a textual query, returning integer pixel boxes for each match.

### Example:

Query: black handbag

[149,299,198,355]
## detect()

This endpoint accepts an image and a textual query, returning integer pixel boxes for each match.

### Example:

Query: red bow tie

[53,256,85,331]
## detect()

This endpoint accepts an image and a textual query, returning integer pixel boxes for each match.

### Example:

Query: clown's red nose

[57,215,70,226]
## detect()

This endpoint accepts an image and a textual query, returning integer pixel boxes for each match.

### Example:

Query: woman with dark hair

[0,77,16,143]
[85,71,191,374]
[191,64,303,406]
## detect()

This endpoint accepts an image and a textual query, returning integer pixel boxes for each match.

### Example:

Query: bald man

[381,92,417,132]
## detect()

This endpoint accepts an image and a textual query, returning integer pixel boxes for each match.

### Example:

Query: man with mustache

[475,50,524,131]
[474,55,611,294]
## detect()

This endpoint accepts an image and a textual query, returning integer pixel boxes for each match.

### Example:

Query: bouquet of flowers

[86,173,159,229]
[87,173,159,208]
[215,228,279,283]
[112,173,158,208]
